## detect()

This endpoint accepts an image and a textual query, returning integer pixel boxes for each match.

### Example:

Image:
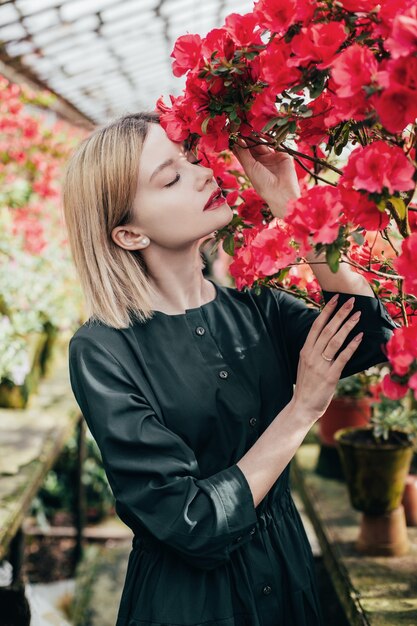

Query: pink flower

[285,186,343,248]
[393,234,417,298]
[339,187,390,231]
[373,86,417,134]
[385,325,417,376]
[224,12,262,46]
[237,188,267,225]
[385,5,417,59]
[170,34,202,77]
[381,374,409,400]
[250,221,297,275]
[329,43,378,98]
[341,141,415,195]
[259,39,300,93]
[253,0,298,34]
[288,22,347,70]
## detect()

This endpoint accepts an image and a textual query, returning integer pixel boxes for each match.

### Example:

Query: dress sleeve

[68,335,258,571]
[265,288,400,386]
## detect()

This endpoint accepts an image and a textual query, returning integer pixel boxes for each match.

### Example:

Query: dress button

[219,370,229,379]
[262,585,272,595]
[249,417,257,427]
[250,527,256,535]
[195,326,205,336]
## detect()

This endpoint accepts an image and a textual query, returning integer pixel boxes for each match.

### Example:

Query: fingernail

[330,294,339,304]
[354,332,364,341]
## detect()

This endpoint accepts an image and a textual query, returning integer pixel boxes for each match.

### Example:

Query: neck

[142,242,214,314]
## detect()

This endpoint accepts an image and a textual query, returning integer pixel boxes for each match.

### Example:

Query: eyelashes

[164,159,203,187]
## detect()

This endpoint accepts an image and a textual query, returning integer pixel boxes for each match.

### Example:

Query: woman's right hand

[291,294,364,423]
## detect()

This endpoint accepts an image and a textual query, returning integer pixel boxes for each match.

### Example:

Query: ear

[111,226,150,251]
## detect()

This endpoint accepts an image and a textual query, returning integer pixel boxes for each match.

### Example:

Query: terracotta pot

[319,396,372,447]
[316,397,372,480]
[357,505,410,556]
[335,426,414,556]
[402,474,417,527]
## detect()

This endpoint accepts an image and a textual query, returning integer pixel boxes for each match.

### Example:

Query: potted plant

[316,368,380,480]
[335,388,417,556]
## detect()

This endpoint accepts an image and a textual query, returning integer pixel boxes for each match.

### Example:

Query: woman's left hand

[232,135,301,219]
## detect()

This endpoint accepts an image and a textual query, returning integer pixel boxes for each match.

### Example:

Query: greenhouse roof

[0,0,253,126]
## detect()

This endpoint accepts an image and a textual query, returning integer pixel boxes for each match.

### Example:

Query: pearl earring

[141,237,149,245]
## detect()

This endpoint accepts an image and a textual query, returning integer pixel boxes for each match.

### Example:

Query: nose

[196,165,214,191]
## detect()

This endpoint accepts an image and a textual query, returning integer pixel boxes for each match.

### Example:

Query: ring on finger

[321,351,334,362]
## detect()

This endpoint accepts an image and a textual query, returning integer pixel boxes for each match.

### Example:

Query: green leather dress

[68,280,398,626]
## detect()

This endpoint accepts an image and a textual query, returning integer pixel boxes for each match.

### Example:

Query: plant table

[0,334,86,589]
[291,443,417,626]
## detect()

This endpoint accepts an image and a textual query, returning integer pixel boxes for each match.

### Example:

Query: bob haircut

[63,111,164,329]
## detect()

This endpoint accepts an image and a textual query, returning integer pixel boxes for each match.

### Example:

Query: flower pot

[316,397,372,480]
[335,426,414,556]
[39,321,58,377]
[0,331,46,409]
[402,474,417,527]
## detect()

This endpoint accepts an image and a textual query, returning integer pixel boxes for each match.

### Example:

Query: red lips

[203,188,223,211]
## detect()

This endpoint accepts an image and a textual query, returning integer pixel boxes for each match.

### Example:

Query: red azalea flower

[250,221,297,275]
[229,226,263,289]
[285,186,343,248]
[246,87,278,133]
[198,114,230,152]
[393,234,417,298]
[259,39,301,93]
[381,374,409,400]
[171,34,202,77]
[341,141,415,195]
[378,55,417,92]
[201,28,235,61]
[253,0,298,34]
[385,4,417,59]
[329,43,378,99]
[340,0,381,11]
[373,86,417,134]
[287,22,347,70]
[408,204,417,233]
[224,12,263,46]
[237,188,267,225]
[297,91,332,144]
[385,325,417,376]
[156,95,191,142]
[339,187,390,231]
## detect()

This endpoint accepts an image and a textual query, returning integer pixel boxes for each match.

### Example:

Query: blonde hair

[62,112,162,329]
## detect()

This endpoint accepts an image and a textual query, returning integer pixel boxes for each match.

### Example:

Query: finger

[302,295,341,351]
[232,141,258,174]
[314,296,356,353]
[320,309,362,360]
[329,331,364,372]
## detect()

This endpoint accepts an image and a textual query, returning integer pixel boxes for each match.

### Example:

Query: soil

[339,428,412,448]
[23,535,77,583]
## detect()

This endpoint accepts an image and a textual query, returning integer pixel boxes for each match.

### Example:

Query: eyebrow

[149,141,189,182]
[149,158,174,182]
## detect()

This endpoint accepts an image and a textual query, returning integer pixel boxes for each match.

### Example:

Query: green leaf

[387,196,407,219]
[326,245,340,273]
[261,116,285,133]
[201,116,211,135]
[351,231,365,245]
[222,235,235,256]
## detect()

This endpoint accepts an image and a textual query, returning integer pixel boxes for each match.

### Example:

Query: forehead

[138,124,185,182]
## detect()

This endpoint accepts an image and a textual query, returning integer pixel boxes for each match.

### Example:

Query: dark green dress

[68,280,398,626]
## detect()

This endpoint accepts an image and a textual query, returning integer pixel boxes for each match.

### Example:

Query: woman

[64,112,397,626]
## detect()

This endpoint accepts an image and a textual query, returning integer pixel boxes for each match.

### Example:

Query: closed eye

[164,156,203,187]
